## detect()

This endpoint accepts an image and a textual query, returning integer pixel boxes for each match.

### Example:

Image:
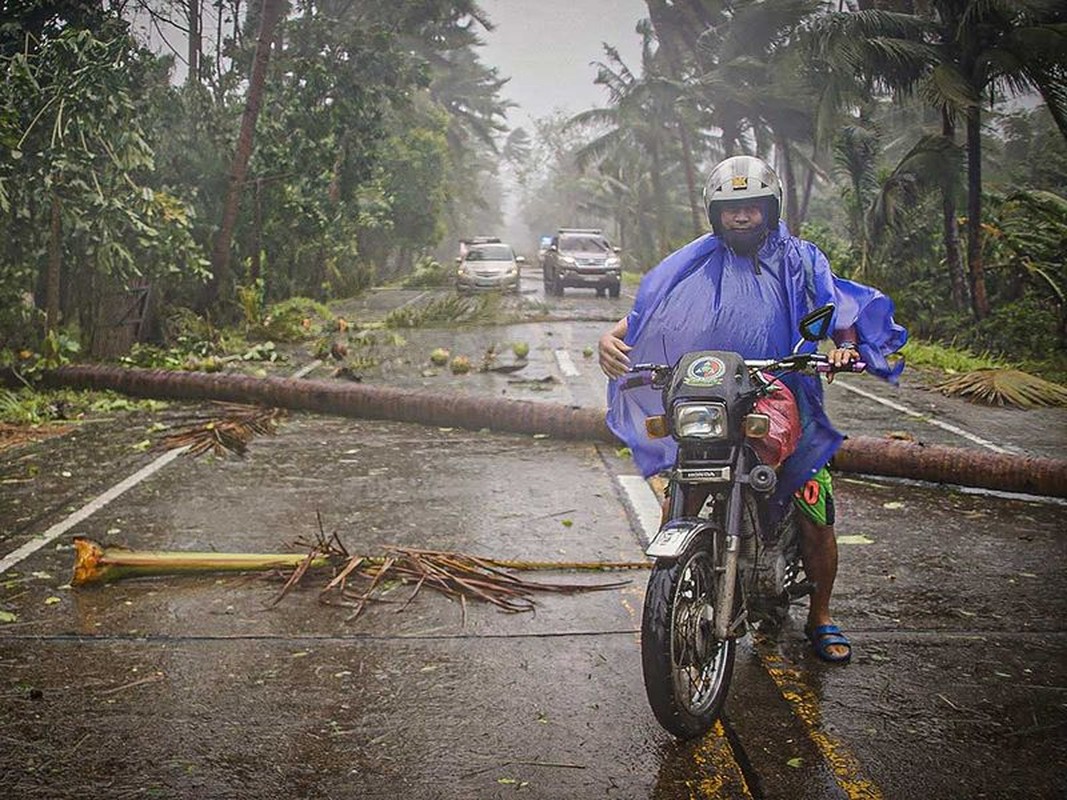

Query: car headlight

[560,256,577,266]
[673,402,727,440]
[606,257,621,268]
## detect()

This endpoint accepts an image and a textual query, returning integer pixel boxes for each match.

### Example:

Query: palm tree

[567,33,681,257]
[813,0,1067,319]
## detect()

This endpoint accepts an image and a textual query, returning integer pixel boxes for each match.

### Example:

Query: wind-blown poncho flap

[606,223,907,518]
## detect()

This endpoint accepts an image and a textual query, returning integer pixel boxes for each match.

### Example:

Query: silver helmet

[702,155,782,234]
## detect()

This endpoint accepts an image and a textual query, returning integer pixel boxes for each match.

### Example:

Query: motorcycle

[625,304,865,739]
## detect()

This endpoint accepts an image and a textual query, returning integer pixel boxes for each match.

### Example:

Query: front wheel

[641,541,736,739]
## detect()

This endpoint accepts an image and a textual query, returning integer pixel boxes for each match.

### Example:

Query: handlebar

[620,352,865,389]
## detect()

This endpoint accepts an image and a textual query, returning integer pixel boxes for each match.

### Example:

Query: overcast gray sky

[477,0,649,131]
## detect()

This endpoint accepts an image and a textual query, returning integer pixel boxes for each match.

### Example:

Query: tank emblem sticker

[684,356,727,386]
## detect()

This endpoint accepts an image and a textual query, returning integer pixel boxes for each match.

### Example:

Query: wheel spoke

[670,549,730,714]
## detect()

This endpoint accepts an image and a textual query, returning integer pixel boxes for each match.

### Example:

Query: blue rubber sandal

[806,624,852,663]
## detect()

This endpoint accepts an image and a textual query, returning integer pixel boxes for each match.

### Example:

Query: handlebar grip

[815,361,867,374]
[618,374,652,390]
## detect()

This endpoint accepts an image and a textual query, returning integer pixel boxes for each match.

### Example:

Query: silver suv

[541,228,621,298]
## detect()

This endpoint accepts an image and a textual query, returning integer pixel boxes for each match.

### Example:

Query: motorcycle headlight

[673,402,727,440]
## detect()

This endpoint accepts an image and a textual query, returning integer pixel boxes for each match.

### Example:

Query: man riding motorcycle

[598,155,908,663]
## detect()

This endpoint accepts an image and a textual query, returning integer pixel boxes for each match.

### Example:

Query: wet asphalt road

[1,267,1065,799]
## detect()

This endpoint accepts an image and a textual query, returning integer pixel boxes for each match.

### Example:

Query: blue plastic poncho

[606,222,908,521]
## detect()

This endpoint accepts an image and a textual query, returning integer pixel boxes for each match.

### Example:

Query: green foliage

[0,17,207,351]
[798,221,856,277]
[255,297,334,342]
[401,256,451,288]
[899,340,1002,374]
[236,280,266,327]
[383,294,500,328]
[0,387,165,425]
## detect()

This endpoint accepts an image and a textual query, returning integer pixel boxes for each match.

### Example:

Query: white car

[455,243,524,294]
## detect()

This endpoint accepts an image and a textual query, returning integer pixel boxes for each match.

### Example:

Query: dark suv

[541,228,621,298]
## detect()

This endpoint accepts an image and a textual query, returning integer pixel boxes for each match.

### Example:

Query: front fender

[645,517,721,560]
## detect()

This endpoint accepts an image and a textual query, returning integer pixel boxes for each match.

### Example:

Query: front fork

[715,480,744,641]
[658,470,746,640]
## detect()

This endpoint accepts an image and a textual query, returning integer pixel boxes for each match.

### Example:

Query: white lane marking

[834,379,1016,454]
[618,475,662,548]
[0,445,190,575]
[554,348,580,377]
[1,359,319,575]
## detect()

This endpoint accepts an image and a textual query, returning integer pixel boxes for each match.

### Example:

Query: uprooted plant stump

[71,532,650,623]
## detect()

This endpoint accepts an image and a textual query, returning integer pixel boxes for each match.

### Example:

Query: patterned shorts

[794,466,835,526]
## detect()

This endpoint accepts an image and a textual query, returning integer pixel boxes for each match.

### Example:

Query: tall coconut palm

[813,0,1067,319]
[567,32,683,257]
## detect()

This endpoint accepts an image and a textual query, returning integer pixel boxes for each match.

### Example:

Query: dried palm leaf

[287,533,645,621]
[937,369,1067,409]
[157,403,286,456]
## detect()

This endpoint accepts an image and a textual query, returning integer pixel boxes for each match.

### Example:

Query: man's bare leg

[797,515,849,660]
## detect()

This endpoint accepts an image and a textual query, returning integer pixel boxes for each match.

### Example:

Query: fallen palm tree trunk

[45,365,610,443]
[43,365,1067,497]
[832,436,1066,498]
[72,536,328,586]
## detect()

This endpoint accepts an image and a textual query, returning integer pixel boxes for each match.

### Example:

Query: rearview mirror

[798,304,834,342]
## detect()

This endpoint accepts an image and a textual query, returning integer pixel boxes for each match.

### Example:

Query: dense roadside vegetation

[1,0,1065,391]
[512,1,1067,384]
[1,0,510,359]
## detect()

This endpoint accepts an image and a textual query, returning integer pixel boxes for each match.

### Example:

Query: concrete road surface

[1,273,1064,799]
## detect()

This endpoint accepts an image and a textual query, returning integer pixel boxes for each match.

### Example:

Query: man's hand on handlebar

[826,344,861,383]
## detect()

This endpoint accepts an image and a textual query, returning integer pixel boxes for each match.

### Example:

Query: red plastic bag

[750,376,801,468]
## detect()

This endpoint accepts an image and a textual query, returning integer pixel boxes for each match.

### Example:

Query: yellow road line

[620,563,751,797]
[689,721,755,799]
[759,651,884,800]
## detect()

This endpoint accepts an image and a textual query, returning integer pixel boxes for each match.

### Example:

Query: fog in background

[478,0,647,248]
[479,0,646,127]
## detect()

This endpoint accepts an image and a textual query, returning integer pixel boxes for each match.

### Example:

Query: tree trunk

[46,192,61,336]
[965,105,989,319]
[799,165,815,225]
[251,176,263,283]
[187,0,201,84]
[649,139,670,255]
[201,0,284,312]
[41,364,1067,498]
[778,136,800,233]
[941,110,966,310]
